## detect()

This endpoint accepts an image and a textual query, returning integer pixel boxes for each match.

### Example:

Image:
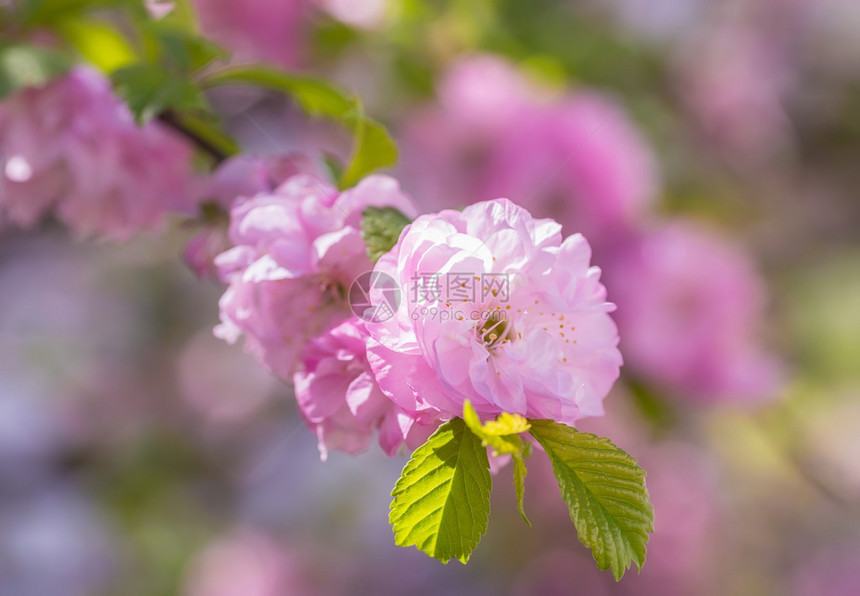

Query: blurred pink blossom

[479,93,659,242]
[365,198,622,425]
[0,67,195,240]
[294,317,439,460]
[515,442,718,596]
[518,400,720,595]
[791,543,860,596]
[193,0,310,67]
[318,0,389,29]
[144,0,174,19]
[177,331,277,425]
[399,54,657,242]
[677,25,794,160]
[214,174,418,379]
[183,529,314,596]
[603,223,782,402]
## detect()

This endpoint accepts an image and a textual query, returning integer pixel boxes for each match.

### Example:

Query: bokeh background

[2,1,860,594]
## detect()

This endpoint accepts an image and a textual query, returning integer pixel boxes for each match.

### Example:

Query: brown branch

[157,110,229,165]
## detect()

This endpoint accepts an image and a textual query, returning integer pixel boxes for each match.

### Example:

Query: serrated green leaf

[529,419,654,581]
[200,65,398,188]
[389,418,491,564]
[0,45,73,99]
[361,206,411,263]
[462,401,531,525]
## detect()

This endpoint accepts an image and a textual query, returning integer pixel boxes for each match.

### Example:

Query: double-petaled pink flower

[294,318,440,460]
[214,174,418,380]
[364,198,622,425]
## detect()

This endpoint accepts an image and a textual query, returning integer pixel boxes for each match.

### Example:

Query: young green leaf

[529,419,654,581]
[462,401,529,456]
[462,401,532,526]
[512,446,531,527]
[390,418,491,564]
[361,206,412,263]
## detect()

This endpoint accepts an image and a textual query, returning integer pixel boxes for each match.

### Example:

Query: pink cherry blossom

[193,0,310,67]
[183,529,315,596]
[791,543,860,596]
[478,92,659,242]
[676,25,794,161]
[214,174,418,380]
[0,67,195,240]
[364,199,622,425]
[398,54,657,242]
[603,223,782,402]
[294,318,439,460]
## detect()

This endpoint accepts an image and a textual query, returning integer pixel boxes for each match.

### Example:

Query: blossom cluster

[211,172,622,458]
[0,67,195,240]
[399,54,781,403]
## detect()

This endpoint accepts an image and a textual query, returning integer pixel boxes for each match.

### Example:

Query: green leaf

[338,111,398,189]
[462,401,528,456]
[463,402,531,444]
[361,206,412,263]
[158,0,199,31]
[112,63,208,123]
[463,401,532,525]
[390,418,491,564]
[0,45,73,99]
[54,17,138,73]
[201,65,355,118]
[513,445,531,526]
[16,0,133,26]
[529,420,654,581]
[200,65,399,188]
[141,21,229,73]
